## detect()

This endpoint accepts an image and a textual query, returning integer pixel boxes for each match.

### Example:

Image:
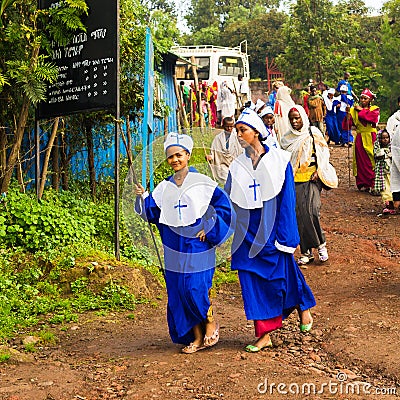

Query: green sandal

[300,313,313,333]
[245,340,273,353]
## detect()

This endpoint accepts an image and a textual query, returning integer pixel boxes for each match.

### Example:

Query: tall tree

[277,0,359,85]
[0,0,87,193]
[185,0,219,33]
[221,8,287,79]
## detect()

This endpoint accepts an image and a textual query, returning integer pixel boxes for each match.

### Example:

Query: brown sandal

[181,342,206,354]
[203,322,219,348]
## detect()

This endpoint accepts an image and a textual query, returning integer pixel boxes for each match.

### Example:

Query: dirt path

[1,146,400,400]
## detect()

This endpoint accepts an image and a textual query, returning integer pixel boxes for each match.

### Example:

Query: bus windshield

[175,56,210,81]
[218,56,244,77]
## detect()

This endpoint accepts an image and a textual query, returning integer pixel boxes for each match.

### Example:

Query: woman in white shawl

[274,85,295,142]
[280,105,338,265]
[220,81,236,120]
[386,97,400,208]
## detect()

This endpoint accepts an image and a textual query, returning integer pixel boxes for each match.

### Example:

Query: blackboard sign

[37,0,118,119]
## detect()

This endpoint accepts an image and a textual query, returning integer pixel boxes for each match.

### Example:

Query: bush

[0,188,96,251]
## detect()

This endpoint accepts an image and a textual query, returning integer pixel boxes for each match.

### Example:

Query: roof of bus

[172,45,248,56]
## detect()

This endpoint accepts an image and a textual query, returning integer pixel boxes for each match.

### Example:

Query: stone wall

[249,80,269,103]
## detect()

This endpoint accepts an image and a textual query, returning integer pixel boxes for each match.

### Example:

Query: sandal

[203,322,219,348]
[181,342,206,354]
[318,244,329,262]
[245,339,273,353]
[383,205,397,215]
[297,250,314,266]
[300,313,314,333]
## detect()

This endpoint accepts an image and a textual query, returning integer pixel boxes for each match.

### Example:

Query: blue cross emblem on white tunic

[249,179,260,201]
[174,199,188,220]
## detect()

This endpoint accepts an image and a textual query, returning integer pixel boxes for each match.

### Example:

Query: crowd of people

[133,72,400,356]
[179,75,249,128]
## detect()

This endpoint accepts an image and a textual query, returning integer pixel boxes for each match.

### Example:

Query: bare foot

[203,320,219,347]
[299,309,313,325]
[253,333,272,349]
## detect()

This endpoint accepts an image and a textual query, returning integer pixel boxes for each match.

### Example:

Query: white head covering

[164,132,194,154]
[340,84,348,92]
[274,86,295,141]
[254,99,266,113]
[235,108,268,139]
[327,88,335,95]
[259,106,274,118]
[280,105,338,188]
[249,101,256,110]
[276,86,293,102]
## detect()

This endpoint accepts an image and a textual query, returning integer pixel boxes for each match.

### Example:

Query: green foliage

[373,16,400,118]
[24,343,36,353]
[277,0,357,84]
[1,187,97,251]
[37,329,57,345]
[0,351,11,363]
[0,247,141,339]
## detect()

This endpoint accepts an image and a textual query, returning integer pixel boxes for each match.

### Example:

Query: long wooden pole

[191,56,205,128]
[173,75,189,129]
[38,117,59,199]
[203,143,216,181]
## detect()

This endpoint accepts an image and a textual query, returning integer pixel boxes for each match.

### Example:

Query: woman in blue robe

[323,88,341,145]
[135,133,234,354]
[336,85,355,146]
[224,108,316,352]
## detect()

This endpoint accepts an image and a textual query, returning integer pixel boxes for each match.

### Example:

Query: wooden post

[173,75,189,129]
[38,117,59,199]
[191,56,205,128]
[189,88,194,127]
[231,78,241,117]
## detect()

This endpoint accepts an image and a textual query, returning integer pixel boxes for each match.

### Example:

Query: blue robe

[225,151,316,322]
[325,100,341,144]
[136,167,234,344]
[337,94,354,144]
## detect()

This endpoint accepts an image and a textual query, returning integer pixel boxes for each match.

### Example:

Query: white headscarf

[235,108,268,139]
[259,106,274,118]
[280,105,338,188]
[254,99,266,113]
[274,86,295,140]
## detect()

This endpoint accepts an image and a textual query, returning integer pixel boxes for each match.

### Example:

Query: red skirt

[254,315,282,337]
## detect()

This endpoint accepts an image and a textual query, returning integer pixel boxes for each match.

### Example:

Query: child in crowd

[201,93,209,126]
[206,117,244,185]
[259,106,280,149]
[373,129,395,214]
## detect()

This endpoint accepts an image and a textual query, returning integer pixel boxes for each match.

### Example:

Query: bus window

[175,57,210,81]
[195,57,210,80]
[218,56,244,77]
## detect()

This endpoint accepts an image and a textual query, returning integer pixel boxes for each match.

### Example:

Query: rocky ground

[1,144,400,400]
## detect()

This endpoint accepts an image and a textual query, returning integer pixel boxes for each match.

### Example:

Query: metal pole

[114,0,120,260]
[35,115,40,199]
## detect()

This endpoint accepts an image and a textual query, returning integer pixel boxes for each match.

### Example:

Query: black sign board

[37,0,118,119]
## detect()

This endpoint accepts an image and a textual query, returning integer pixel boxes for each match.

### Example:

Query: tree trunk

[1,44,39,193]
[38,117,59,199]
[16,151,25,193]
[85,119,96,199]
[121,125,133,168]
[0,95,30,193]
[0,126,7,177]
[52,133,60,190]
[60,130,69,191]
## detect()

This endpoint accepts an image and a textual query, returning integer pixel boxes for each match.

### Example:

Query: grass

[0,351,11,363]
